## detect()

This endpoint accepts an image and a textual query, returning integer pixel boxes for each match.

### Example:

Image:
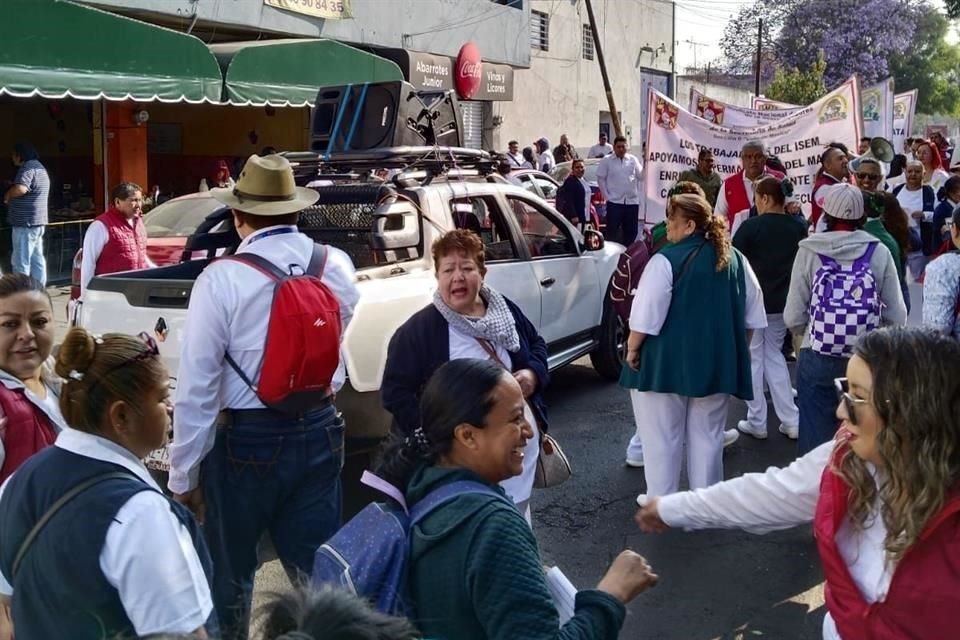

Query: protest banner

[689,87,801,128]
[861,79,895,141]
[645,77,861,224]
[892,90,918,154]
[752,96,798,111]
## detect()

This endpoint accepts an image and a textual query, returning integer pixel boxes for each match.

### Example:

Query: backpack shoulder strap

[220,252,287,282]
[816,253,840,268]
[306,243,329,279]
[854,242,879,268]
[11,471,140,578]
[409,480,505,526]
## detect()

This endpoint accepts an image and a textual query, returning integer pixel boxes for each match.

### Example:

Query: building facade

[494,0,676,156]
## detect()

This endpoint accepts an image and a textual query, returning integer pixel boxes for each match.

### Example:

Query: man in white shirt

[79,182,155,298]
[169,154,359,639]
[588,133,614,158]
[596,136,643,245]
[505,140,525,169]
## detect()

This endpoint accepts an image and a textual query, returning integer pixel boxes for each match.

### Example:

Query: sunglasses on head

[835,377,868,426]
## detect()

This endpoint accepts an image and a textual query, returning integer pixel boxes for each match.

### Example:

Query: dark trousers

[796,349,848,455]
[201,404,345,639]
[605,202,640,246]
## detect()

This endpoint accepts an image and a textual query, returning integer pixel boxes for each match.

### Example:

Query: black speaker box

[311,81,462,153]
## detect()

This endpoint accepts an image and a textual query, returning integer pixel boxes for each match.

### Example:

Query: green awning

[212,39,404,107]
[1,0,223,103]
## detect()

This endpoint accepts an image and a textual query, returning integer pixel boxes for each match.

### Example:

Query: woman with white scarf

[382,229,549,523]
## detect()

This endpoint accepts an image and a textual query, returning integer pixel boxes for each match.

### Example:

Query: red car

[70,193,228,303]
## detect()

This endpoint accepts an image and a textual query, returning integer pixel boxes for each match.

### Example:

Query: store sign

[474,63,513,101]
[455,42,483,99]
[264,0,352,20]
[407,52,453,91]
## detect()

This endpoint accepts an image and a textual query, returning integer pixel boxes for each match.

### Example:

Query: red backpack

[222,244,342,413]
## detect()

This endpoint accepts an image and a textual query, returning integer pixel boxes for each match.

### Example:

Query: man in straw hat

[168,154,359,639]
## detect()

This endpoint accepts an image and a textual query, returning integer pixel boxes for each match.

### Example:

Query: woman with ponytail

[732,177,806,441]
[620,193,767,504]
[377,358,658,640]
[0,328,216,640]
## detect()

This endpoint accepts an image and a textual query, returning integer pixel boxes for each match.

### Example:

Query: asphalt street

[51,283,923,639]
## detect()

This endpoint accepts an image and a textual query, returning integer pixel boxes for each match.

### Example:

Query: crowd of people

[0,124,957,639]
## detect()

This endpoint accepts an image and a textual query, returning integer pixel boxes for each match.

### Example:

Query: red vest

[0,385,57,483]
[810,173,842,228]
[721,168,785,230]
[94,208,148,276]
[814,445,960,640]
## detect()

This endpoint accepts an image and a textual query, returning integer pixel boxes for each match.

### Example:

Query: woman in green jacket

[377,358,658,640]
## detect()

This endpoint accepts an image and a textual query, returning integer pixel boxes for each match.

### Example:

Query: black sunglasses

[856,172,881,181]
[835,377,868,426]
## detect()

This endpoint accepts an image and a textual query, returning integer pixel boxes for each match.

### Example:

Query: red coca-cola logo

[455,42,483,99]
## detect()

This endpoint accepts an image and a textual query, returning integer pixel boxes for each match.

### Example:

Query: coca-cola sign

[455,42,483,99]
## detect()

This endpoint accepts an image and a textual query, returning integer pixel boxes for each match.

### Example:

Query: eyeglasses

[856,172,881,181]
[835,377,868,426]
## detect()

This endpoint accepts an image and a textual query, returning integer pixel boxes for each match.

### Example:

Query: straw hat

[210,154,319,216]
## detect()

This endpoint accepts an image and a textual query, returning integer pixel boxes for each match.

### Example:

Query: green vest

[619,234,753,399]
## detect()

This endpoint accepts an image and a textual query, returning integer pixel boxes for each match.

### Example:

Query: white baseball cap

[817,183,864,221]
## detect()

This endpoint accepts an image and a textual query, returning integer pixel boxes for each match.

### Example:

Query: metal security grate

[582,24,594,61]
[530,10,549,51]
[300,201,377,268]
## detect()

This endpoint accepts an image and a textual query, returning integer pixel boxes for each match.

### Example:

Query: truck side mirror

[582,228,604,252]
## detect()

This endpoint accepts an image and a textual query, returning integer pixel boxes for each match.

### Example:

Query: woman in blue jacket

[382,229,549,522]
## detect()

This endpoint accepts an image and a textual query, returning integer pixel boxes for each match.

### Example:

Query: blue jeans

[605,202,639,246]
[11,226,46,286]
[201,404,345,639]
[796,349,848,455]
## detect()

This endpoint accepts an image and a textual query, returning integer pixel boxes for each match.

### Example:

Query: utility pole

[754,19,763,96]
[584,0,623,138]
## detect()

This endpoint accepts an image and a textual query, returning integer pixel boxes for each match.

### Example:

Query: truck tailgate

[77,261,207,377]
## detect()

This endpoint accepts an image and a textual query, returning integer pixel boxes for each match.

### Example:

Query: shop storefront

[372,45,515,149]
[1,0,402,282]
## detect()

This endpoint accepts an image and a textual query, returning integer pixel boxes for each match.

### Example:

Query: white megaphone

[850,137,896,174]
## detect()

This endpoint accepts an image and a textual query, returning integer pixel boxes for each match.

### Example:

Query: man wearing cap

[169,154,359,639]
[784,183,906,454]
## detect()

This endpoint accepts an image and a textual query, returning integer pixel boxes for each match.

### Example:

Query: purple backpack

[312,472,505,615]
[808,243,881,357]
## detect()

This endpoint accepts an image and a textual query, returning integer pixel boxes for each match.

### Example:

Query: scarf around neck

[433,284,521,353]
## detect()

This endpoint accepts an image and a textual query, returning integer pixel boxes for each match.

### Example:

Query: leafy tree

[718,0,797,76]
[946,0,960,17]
[766,53,828,105]
[888,6,960,115]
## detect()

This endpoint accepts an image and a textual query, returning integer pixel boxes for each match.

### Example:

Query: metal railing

[0,219,94,285]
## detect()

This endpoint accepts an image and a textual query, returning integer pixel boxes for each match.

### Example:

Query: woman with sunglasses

[636,327,960,640]
[0,328,216,640]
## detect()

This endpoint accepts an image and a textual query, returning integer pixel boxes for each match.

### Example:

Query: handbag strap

[475,338,508,369]
[11,471,137,578]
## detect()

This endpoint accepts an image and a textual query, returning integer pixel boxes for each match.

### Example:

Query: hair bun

[780,179,795,198]
[54,327,99,380]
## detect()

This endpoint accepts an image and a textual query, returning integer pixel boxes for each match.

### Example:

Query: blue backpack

[311,472,504,615]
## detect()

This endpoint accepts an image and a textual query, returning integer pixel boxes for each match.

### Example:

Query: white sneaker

[779,423,799,440]
[736,419,768,440]
[636,493,649,507]
[723,429,740,448]
[625,452,645,468]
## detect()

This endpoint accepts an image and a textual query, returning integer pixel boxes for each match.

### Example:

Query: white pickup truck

[77,150,626,451]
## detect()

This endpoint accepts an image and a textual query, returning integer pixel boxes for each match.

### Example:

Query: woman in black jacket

[382,229,548,522]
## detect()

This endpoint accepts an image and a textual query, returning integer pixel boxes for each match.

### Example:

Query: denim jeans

[11,226,46,286]
[201,404,345,640]
[796,349,848,455]
[605,202,639,246]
